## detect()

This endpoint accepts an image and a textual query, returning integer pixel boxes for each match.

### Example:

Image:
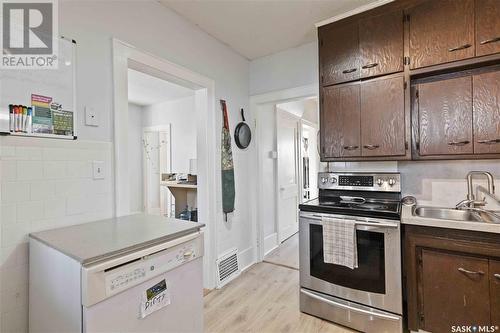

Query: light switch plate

[93,161,105,179]
[85,106,98,127]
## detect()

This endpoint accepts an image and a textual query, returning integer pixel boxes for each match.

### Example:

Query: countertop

[401,205,500,234]
[30,214,204,265]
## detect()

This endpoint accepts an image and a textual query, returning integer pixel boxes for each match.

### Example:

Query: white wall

[128,103,144,213]
[0,1,253,331]
[143,96,196,174]
[249,41,318,95]
[0,137,113,333]
[58,0,254,274]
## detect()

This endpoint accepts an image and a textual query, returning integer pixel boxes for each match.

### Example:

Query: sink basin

[414,206,484,222]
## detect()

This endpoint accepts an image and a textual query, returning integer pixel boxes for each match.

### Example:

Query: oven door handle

[300,289,401,321]
[308,214,399,229]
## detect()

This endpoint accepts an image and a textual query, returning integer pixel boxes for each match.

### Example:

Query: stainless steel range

[299,172,403,333]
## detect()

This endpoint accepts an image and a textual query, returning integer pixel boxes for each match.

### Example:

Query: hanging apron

[220,100,235,219]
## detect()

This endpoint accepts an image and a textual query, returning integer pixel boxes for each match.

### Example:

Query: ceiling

[128,68,194,106]
[160,0,385,60]
[278,97,318,118]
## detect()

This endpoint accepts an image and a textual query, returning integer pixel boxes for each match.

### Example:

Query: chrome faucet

[456,171,496,209]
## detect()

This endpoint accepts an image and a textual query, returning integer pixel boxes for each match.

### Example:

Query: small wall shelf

[9,132,76,140]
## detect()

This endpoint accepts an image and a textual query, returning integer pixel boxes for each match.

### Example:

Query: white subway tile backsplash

[1,183,30,203]
[1,204,16,226]
[16,161,43,181]
[42,161,67,179]
[30,181,56,200]
[1,161,17,181]
[16,201,43,223]
[66,161,92,178]
[66,194,90,215]
[43,199,66,218]
[1,139,113,333]
[15,147,42,161]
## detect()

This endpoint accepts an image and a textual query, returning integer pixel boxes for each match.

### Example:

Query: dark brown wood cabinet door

[322,84,360,158]
[359,10,404,78]
[473,71,500,154]
[361,76,405,157]
[490,260,500,327]
[418,76,473,156]
[421,250,490,333]
[476,0,500,56]
[319,23,360,85]
[409,0,475,69]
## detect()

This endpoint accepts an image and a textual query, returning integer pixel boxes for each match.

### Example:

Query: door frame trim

[250,84,318,262]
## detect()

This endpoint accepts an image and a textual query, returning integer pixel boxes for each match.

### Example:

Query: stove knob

[376,178,383,186]
[321,177,327,184]
[330,178,337,184]
[388,178,396,186]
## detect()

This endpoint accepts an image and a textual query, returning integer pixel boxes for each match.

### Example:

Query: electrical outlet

[85,106,98,127]
[93,161,105,179]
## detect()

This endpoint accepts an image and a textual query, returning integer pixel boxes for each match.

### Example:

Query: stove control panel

[319,172,401,192]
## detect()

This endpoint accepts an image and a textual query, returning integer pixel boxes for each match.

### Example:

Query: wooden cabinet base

[404,225,500,331]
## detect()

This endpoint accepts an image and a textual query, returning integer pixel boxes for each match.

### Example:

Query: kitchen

[0,0,499,332]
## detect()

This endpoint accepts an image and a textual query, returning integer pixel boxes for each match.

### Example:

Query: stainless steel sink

[414,206,484,222]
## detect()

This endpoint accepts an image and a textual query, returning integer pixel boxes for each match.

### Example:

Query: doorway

[250,84,319,262]
[113,40,217,289]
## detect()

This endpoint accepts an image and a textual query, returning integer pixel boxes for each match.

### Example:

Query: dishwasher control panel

[105,240,198,295]
[81,232,204,307]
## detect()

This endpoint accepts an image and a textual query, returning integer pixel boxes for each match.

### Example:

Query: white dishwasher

[29,214,204,333]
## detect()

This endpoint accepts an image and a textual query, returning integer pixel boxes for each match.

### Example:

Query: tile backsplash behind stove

[323,160,500,209]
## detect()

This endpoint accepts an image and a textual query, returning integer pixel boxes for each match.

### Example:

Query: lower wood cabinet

[321,74,406,160]
[405,225,500,332]
[490,260,500,327]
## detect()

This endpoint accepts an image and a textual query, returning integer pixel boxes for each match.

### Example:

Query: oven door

[299,211,402,315]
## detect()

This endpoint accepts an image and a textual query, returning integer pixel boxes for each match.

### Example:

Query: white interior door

[276,108,300,243]
[143,126,171,215]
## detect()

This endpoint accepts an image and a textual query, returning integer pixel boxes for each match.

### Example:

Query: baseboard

[238,246,255,272]
[264,232,278,256]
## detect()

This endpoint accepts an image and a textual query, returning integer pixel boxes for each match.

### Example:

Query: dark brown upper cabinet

[319,22,360,85]
[359,11,404,78]
[421,249,490,333]
[490,260,500,327]
[476,0,500,56]
[321,84,361,158]
[473,70,500,154]
[361,76,405,156]
[417,76,473,156]
[409,0,475,69]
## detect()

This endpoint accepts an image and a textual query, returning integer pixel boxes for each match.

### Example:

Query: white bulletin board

[0,36,77,139]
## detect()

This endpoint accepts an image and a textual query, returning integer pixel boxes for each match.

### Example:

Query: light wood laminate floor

[264,232,299,270]
[204,262,353,333]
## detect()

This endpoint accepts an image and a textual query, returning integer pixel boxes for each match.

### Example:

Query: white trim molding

[315,0,395,27]
[112,39,218,289]
[250,83,318,262]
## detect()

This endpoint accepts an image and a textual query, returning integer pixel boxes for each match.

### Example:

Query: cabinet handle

[458,267,485,275]
[363,144,380,150]
[480,37,500,45]
[448,44,472,52]
[362,63,379,69]
[343,145,359,150]
[448,140,470,146]
[342,68,357,74]
[494,274,500,280]
[477,138,500,145]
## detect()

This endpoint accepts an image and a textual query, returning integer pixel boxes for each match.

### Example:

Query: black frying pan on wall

[234,108,252,149]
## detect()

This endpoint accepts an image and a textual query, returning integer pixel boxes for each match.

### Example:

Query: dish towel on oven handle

[321,217,358,269]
